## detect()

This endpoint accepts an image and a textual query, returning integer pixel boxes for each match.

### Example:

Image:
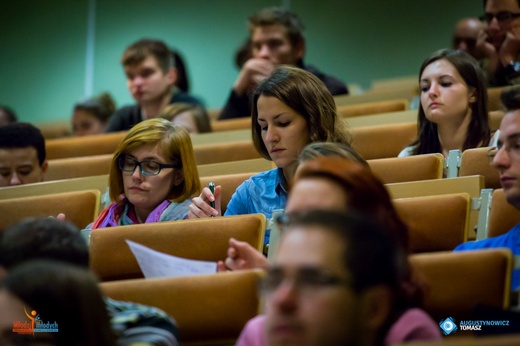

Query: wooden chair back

[45,154,112,181]
[489,110,504,132]
[194,140,261,165]
[210,117,251,132]
[347,109,416,128]
[459,147,501,189]
[394,193,471,253]
[351,122,417,159]
[90,214,266,281]
[46,132,127,159]
[368,154,443,184]
[198,159,270,177]
[334,89,418,107]
[337,99,408,118]
[488,188,520,238]
[100,269,263,345]
[410,249,512,321]
[487,86,506,112]
[387,176,484,240]
[0,189,100,232]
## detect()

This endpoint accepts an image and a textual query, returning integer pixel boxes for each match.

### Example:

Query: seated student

[72,92,116,136]
[82,118,200,238]
[239,210,437,346]
[479,0,520,86]
[107,39,204,132]
[188,66,351,245]
[170,49,190,93]
[0,260,116,346]
[159,102,212,134]
[0,217,179,345]
[0,105,17,126]
[399,49,493,159]
[454,85,520,291]
[219,7,348,120]
[0,122,48,187]
[224,157,441,345]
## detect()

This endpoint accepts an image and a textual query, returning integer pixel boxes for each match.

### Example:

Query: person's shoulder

[171,91,204,107]
[386,307,442,344]
[454,224,520,251]
[104,297,180,345]
[107,105,141,132]
[398,146,414,157]
[304,64,348,95]
[236,315,266,346]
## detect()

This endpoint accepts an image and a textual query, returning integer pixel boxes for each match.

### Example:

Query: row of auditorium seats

[6,85,517,345]
[98,248,512,345]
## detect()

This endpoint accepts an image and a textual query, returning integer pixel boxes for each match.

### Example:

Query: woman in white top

[399,49,492,158]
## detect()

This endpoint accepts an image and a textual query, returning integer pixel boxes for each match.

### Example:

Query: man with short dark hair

[0,217,180,346]
[237,210,403,346]
[219,7,348,120]
[454,85,520,290]
[0,122,47,187]
[107,38,204,132]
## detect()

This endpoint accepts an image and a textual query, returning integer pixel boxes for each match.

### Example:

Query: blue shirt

[454,223,520,290]
[224,168,288,244]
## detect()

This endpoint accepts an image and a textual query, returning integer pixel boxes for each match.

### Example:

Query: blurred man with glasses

[245,210,403,346]
[479,0,520,85]
[454,85,520,290]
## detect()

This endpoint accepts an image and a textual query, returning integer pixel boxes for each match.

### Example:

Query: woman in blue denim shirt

[188,66,351,228]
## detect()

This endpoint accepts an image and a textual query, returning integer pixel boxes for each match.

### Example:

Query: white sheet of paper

[126,239,217,279]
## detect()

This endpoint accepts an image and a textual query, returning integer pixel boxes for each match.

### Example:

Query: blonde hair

[108,118,200,202]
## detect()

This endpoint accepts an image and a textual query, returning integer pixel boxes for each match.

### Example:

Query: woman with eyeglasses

[188,66,351,245]
[82,118,200,236]
[398,49,494,161]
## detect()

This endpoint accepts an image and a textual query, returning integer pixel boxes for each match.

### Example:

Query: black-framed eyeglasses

[259,267,352,296]
[118,155,181,176]
[480,11,520,24]
[487,134,520,164]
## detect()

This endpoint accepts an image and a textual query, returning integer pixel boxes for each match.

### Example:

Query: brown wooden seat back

[368,153,443,184]
[0,189,100,232]
[459,147,501,189]
[100,269,263,345]
[394,193,471,253]
[410,249,512,321]
[90,214,266,281]
[194,140,261,165]
[351,122,417,160]
[45,154,112,181]
[46,132,127,159]
[337,99,408,118]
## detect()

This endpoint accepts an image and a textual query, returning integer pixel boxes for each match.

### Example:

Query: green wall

[0,0,482,124]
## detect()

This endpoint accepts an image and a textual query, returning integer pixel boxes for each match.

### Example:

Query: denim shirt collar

[275,167,289,195]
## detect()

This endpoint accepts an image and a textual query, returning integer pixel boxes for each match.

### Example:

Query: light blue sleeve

[224,180,250,216]
[398,146,414,158]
